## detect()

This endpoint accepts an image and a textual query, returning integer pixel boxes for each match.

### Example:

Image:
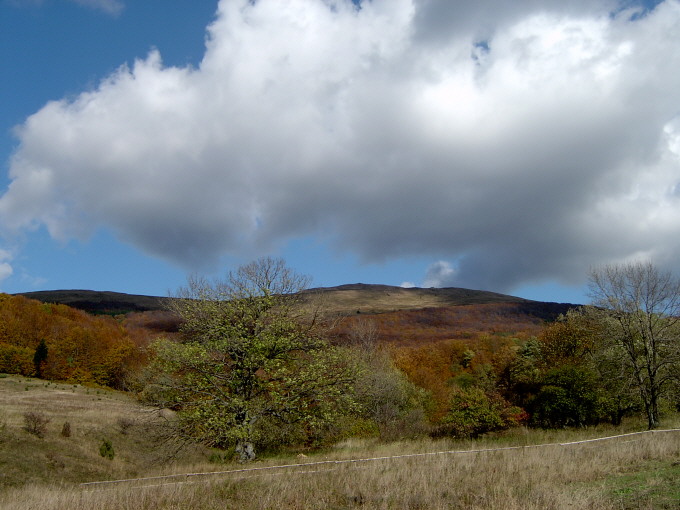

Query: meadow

[1,375,678,510]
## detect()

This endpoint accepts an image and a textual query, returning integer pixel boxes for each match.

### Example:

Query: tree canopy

[146,257,358,460]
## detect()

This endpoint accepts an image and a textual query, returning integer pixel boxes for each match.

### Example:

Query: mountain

[302,283,531,315]
[16,284,577,317]
[15,289,171,315]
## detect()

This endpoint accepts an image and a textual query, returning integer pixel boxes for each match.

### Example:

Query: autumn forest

[2,260,679,456]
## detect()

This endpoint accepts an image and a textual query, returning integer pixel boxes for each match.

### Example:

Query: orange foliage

[0,294,149,387]
[391,341,463,420]
[330,303,557,422]
[391,335,520,421]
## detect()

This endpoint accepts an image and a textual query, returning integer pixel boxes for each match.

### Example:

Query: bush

[99,438,115,460]
[354,352,432,441]
[439,387,523,438]
[23,411,50,438]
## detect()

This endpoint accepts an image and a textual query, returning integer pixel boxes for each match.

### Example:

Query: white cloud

[2,0,680,291]
[9,0,124,15]
[0,264,12,284]
[0,249,14,286]
[423,261,457,288]
[71,0,123,16]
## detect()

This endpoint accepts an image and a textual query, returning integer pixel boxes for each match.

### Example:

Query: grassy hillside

[0,375,678,509]
[0,374,208,488]
[302,283,535,315]
[18,283,577,317]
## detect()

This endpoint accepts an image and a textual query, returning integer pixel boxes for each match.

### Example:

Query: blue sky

[1,0,678,304]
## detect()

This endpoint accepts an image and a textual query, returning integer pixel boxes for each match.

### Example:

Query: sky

[1,0,679,304]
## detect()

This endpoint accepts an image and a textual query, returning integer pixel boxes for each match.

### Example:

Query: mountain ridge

[15,284,577,316]
[14,289,170,314]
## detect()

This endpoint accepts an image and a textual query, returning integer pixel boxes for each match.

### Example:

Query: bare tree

[347,317,379,353]
[588,261,680,429]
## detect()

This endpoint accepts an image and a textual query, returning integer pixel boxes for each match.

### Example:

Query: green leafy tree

[541,309,639,426]
[499,337,542,410]
[528,365,603,428]
[588,261,680,429]
[589,338,640,425]
[146,257,357,460]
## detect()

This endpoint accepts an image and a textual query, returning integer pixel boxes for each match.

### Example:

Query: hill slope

[304,283,531,315]
[16,290,170,315]
[17,284,564,316]
[0,375,206,488]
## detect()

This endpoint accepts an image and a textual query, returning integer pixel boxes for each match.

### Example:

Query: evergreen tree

[33,339,48,378]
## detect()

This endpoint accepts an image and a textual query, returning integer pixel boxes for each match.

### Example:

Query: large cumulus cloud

[2,0,680,291]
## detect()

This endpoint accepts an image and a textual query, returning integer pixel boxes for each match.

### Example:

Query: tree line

[0,295,142,387]
[140,258,680,459]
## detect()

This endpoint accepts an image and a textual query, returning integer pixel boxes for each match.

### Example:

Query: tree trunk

[647,412,660,430]
[645,376,663,429]
[235,441,256,462]
[647,392,660,430]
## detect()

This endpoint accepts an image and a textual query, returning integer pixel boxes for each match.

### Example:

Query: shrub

[354,352,432,440]
[439,387,523,438]
[23,411,50,438]
[99,438,115,460]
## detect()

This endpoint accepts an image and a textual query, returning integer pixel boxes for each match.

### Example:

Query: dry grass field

[1,374,678,510]
[0,375,208,488]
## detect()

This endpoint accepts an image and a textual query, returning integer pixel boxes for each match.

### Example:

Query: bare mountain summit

[302,283,529,315]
